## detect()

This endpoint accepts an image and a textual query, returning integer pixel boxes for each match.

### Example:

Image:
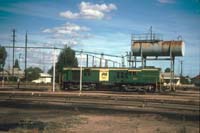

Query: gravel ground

[0,101,199,133]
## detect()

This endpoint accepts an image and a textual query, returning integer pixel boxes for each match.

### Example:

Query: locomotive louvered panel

[72,70,80,81]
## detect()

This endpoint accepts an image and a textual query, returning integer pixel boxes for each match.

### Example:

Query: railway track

[0,90,199,105]
[0,91,199,118]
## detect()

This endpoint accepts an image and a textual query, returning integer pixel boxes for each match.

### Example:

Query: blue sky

[0,0,199,77]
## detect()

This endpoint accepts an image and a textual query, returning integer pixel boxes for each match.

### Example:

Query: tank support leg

[170,44,175,92]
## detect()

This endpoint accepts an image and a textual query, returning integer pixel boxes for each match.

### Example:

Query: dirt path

[69,114,199,133]
[0,101,199,133]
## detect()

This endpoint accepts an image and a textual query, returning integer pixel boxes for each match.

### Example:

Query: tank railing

[131,33,163,42]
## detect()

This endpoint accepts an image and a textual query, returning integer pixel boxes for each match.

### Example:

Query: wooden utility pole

[79,50,83,95]
[53,48,56,92]
[12,29,16,76]
[25,32,28,81]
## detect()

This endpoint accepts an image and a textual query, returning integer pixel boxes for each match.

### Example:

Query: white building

[0,68,24,80]
[160,72,180,86]
[32,73,52,84]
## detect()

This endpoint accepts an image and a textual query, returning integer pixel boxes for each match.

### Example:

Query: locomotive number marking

[99,69,109,81]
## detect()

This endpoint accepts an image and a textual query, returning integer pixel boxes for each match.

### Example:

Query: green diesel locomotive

[62,67,160,91]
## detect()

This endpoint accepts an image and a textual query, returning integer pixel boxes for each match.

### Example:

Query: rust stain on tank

[142,43,151,48]
[161,43,168,56]
[132,42,152,48]
[162,41,183,46]
[132,43,140,48]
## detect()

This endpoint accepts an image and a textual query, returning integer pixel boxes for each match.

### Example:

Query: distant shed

[32,73,52,83]
[160,72,180,85]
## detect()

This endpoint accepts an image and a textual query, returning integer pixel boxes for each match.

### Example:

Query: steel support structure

[100,53,104,67]
[144,57,147,67]
[170,56,175,91]
[105,59,108,67]
[169,43,175,92]
[140,43,144,68]
[92,56,94,67]
[86,54,88,67]
[180,60,183,77]
[3,46,122,68]
[134,56,137,68]
[113,62,115,67]
[122,56,125,67]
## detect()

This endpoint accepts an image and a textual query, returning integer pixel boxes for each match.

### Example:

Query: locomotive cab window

[84,69,91,76]
[132,72,136,75]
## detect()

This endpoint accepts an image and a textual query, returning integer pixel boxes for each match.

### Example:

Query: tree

[13,59,20,69]
[56,46,78,72]
[164,68,171,72]
[25,67,43,81]
[48,46,78,82]
[180,76,190,84]
[0,46,7,71]
[191,75,200,86]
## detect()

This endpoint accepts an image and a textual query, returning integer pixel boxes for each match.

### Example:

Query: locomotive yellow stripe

[142,69,160,71]
[128,70,142,72]
[63,67,159,71]
[63,68,81,70]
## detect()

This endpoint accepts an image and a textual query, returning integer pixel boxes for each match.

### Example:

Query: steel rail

[0,91,199,105]
[0,95,199,113]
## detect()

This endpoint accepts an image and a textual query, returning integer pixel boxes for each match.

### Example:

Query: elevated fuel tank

[131,40,185,57]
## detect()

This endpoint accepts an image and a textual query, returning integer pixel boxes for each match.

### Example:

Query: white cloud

[43,22,89,35]
[54,39,79,47]
[59,1,117,20]
[157,0,175,4]
[42,22,92,48]
[60,11,80,19]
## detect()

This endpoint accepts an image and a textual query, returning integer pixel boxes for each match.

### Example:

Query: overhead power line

[2,46,123,58]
